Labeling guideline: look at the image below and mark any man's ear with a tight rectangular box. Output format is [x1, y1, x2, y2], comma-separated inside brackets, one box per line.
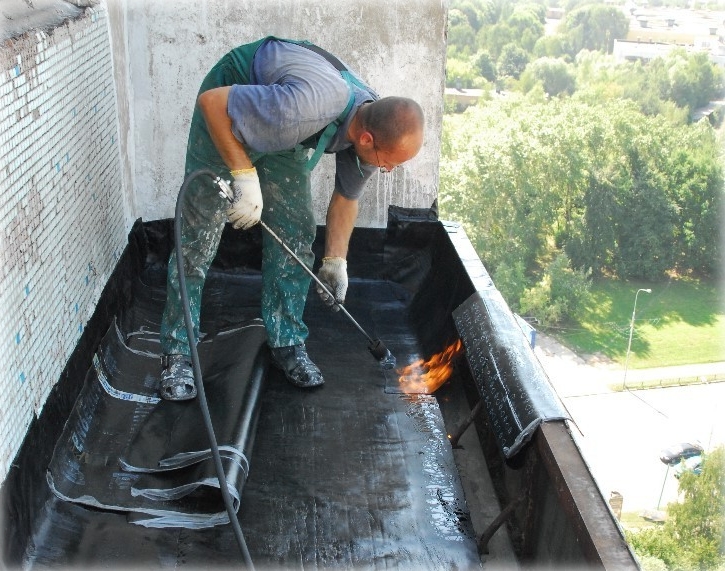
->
[359, 130, 374, 147]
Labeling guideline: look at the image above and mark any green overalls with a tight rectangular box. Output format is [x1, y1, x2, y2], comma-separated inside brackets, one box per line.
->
[160, 38, 361, 356]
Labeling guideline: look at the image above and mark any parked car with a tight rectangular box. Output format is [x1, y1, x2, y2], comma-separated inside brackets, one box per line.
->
[659, 442, 703, 466]
[674, 455, 703, 479]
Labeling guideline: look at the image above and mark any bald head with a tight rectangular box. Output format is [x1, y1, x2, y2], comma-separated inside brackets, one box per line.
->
[359, 97, 425, 152]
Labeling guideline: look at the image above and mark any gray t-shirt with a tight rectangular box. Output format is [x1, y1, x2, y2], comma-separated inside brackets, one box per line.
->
[227, 39, 379, 199]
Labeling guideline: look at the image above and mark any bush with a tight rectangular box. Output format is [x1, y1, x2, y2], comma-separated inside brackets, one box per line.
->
[493, 260, 527, 312]
[446, 57, 487, 89]
[637, 554, 669, 571]
[519, 252, 592, 326]
[521, 57, 576, 96]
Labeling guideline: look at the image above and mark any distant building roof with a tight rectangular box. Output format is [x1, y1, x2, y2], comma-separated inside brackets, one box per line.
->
[613, 38, 725, 66]
[614, 8, 725, 66]
[624, 7, 725, 48]
[444, 87, 485, 109]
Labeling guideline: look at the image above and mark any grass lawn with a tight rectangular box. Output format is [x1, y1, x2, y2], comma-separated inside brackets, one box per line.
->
[619, 511, 662, 532]
[552, 278, 725, 368]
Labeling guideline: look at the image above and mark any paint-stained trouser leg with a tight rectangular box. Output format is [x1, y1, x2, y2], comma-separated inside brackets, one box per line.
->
[257, 148, 317, 348]
[159, 38, 264, 357]
[160, 162, 227, 357]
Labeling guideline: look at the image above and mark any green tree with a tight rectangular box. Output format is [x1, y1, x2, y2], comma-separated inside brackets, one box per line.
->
[472, 50, 498, 82]
[493, 259, 527, 311]
[498, 44, 529, 79]
[563, 103, 694, 280]
[446, 56, 486, 88]
[480, 22, 517, 59]
[521, 57, 576, 96]
[627, 446, 725, 570]
[441, 94, 722, 282]
[519, 252, 593, 325]
[667, 447, 725, 569]
[533, 34, 570, 59]
[571, 51, 690, 122]
[614, 141, 679, 280]
[560, 4, 629, 56]
[448, 8, 478, 56]
[665, 123, 723, 276]
[455, 0, 486, 31]
[440, 96, 592, 289]
[440, 99, 551, 274]
[561, 0, 596, 10]
[507, 6, 545, 51]
[566, 174, 620, 275]
[450, 0, 502, 28]
[661, 49, 725, 112]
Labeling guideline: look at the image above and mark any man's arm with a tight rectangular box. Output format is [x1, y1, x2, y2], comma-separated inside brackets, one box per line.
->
[324, 191, 359, 258]
[197, 87, 263, 230]
[315, 190, 358, 308]
[197, 87, 254, 171]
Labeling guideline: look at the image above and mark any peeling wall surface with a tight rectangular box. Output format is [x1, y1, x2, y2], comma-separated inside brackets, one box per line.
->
[0, 0, 84, 42]
[115, 0, 447, 227]
[0, 7, 130, 481]
[0, 0, 447, 485]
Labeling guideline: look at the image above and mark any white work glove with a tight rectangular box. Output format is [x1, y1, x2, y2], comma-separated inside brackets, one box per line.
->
[316, 257, 348, 311]
[227, 167, 263, 230]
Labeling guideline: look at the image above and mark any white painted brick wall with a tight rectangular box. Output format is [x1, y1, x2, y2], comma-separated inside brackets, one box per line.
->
[0, 7, 127, 481]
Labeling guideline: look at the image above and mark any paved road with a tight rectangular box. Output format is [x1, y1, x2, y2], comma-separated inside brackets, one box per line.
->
[533, 333, 725, 515]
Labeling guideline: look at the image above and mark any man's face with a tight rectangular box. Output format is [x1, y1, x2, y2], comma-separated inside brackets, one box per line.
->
[355, 129, 424, 173]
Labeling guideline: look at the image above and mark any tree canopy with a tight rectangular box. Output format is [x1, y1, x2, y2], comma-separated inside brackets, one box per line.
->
[445, 0, 723, 111]
[626, 447, 725, 570]
[440, 93, 723, 314]
[441, 0, 724, 322]
[558, 3, 629, 55]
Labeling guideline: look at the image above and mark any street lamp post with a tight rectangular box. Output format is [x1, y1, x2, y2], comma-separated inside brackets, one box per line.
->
[657, 464, 670, 510]
[622, 288, 652, 391]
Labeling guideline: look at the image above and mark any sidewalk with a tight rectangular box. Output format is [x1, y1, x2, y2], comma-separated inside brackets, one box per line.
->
[533, 332, 725, 398]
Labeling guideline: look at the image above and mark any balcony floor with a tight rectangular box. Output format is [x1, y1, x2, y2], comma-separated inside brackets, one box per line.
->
[24, 258, 512, 569]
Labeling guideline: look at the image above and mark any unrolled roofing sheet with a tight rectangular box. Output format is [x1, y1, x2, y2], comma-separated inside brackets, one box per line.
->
[46, 317, 268, 528]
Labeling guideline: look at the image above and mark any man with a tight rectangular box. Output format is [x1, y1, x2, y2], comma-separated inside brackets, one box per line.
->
[159, 36, 425, 400]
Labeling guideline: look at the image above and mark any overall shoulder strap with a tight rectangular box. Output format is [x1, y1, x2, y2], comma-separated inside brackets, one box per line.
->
[305, 83, 356, 171]
[290, 41, 348, 72]
[284, 41, 369, 170]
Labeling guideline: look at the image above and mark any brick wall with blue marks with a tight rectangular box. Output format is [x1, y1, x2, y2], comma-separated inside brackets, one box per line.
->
[0, 7, 127, 481]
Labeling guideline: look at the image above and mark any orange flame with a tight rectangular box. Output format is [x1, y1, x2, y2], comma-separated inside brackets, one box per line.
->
[397, 339, 464, 394]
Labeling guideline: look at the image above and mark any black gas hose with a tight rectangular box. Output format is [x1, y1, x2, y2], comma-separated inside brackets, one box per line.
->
[174, 169, 254, 569]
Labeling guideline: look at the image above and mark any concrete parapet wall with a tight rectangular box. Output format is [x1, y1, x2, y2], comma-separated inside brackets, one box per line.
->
[111, 0, 447, 227]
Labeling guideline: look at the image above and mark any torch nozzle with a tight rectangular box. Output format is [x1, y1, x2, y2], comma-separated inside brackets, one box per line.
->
[369, 339, 396, 370]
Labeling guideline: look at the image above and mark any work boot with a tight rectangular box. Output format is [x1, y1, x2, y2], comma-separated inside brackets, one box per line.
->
[269, 344, 324, 388]
[160, 354, 197, 401]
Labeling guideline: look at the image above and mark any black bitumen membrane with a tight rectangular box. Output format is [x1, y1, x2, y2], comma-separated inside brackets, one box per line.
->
[16, 216, 483, 569]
